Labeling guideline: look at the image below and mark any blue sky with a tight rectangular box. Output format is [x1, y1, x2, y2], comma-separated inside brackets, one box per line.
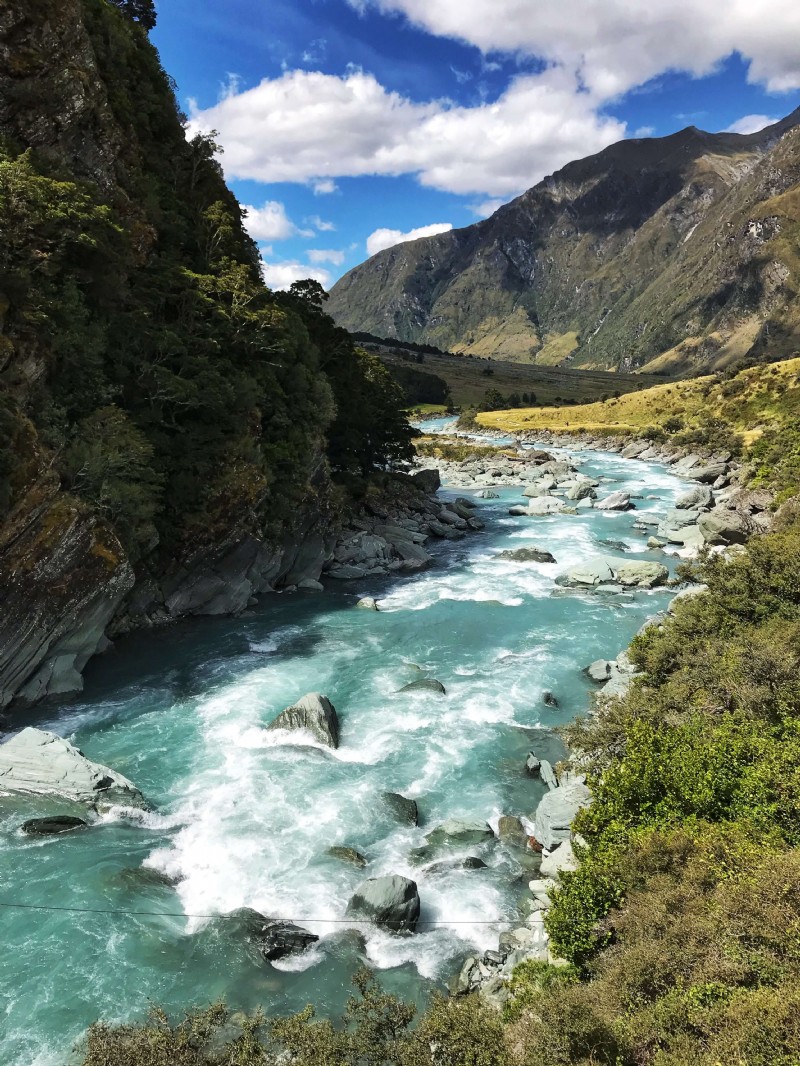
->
[152, 0, 800, 290]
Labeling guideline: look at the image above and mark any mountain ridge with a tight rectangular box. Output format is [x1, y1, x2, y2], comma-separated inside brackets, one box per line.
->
[328, 109, 800, 372]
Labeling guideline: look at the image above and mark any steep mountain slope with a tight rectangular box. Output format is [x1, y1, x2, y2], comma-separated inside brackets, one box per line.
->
[328, 113, 800, 371]
[0, 0, 413, 710]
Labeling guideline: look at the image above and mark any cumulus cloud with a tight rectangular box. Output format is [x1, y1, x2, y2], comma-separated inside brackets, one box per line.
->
[260, 259, 332, 290]
[349, 0, 800, 95]
[308, 248, 346, 265]
[470, 198, 508, 218]
[308, 214, 336, 232]
[366, 223, 453, 256]
[313, 179, 339, 195]
[724, 113, 779, 134]
[242, 201, 314, 241]
[190, 67, 625, 198]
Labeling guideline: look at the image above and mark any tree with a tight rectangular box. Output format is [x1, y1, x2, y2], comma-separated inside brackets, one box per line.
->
[110, 0, 157, 31]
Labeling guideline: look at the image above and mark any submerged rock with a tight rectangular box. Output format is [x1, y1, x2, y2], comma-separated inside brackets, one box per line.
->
[497, 547, 557, 564]
[0, 728, 146, 810]
[345, 875, 421, 932]
[355, 597, 379, 611]
[20, 815, 87, 836]
[257, 921, 319, 961]
[424, 856, 487, 876]
[595, 491, 633, 511]
[497, 815, 527, 847]
[327, 846, 368, 868]
[267, 693, 340, 748]
[382, 792, 419, 826]
[398, 678, 446, 695]
[542, 690, 559, 707]
[425, 819, 494, 848]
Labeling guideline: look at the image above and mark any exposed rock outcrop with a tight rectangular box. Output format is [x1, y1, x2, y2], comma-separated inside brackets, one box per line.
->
[345, 875, 421, 932]
[267, 693, 340, 748]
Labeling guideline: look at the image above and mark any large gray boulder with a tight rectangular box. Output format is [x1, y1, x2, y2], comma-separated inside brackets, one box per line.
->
[497, 547, 556, 563]
[533, 780, 592, 850]
[399, 678, 446, 695]
[257, 921, 319, 961]
[527, 497, 566, 515]
[425, 819, 494, 848]
[0, 728, 146, 810]
[267, 693, 340, 748]
[675, 485, 713, 510]
[615, 561, 669, 589]
[565, 482, 596, 501]
[345, 875, 421, 931]
[557, 557, 616, 587]
[411, 468, 441, 494]
[383, 791, 419, 825]
[595, 491, 632, 511]
[698, 509, 751, 545]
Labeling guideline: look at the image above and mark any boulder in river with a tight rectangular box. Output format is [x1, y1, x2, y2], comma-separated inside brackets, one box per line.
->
[586, 659, 614, 682]
[595, 491, 633, 511]
[527, 497, 567, 516]
[20, 815, 87, 836]
[411, 468, 441, 493]
[398, 678, 446, 696]
[557, 556, 616, 587]
[532, 780, 592, 851]
[267, 693, 340, 748]
[424, 856, 487, 876]
[615, 561, 669, 589]
[257, 921, 320, 961]
[497, 547, 556, 563]
[0, 728, 146, 810]
[355, 597, 379, 611]
[382, 792, 419, 826]
[345, 875, 421, 932]
[497, 815, 527, 847]
[327, 846, 368, 868]
[425, 819, 494, 848]
[542, 690, 559, 707]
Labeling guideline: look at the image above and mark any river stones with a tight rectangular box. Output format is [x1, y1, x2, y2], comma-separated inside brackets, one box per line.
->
[0, 728, 146, 810]
[586, 659, 614, 682]
[697, 508, 751, 545]
[398, 678, 446, 695]
[525, 752, 541, 775]
[615, 561, 669, 588]
[558, 556, 668, 590]
[526, 497, 566, 515]
[542, 690, 559, 707]
[532, 781, 592, 851]
[257, 921, 319, 961]
[411, 468, 441, 493]
[425, 819, 494, 848]
[497, 815, 527, 847]
[474, 489, 499, 499]
[382, 792, 419, 826]
[540, 841, 579, 878]
[345, 875, 421, 932]
[20, 815, 87, 836]
[675, 485, 713, 510]
[497, 547, 557, 563]
[355, 597, 379, 611]
[565, 481, 596, 501]
[558, 556, 616, 587]
[423, 856, 487, 876]
[267, 693, 340, 748]
[595, 490, 633, 511]
[327, 846, 368, 868]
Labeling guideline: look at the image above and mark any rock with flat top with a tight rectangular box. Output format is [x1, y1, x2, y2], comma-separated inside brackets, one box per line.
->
[345, 875, 420, 931]
[267, 693, 339, 748]
[532, 781, 592, 851]
[0, 728, 146, 810]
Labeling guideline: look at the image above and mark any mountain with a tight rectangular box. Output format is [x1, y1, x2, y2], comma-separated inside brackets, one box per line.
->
[328, 112, 800, 373]
[0, 0, 413, 709]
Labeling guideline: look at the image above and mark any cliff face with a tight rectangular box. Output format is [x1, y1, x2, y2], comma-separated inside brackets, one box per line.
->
[0, 0, 413, 711]
[327, 113, 800, 372]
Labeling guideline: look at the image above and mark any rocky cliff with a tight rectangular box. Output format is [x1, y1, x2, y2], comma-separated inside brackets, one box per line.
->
[328, 112, 800, 372]
[0, 0, 416, 712]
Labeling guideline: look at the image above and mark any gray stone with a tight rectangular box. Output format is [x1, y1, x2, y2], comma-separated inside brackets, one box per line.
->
[355, 597, 379, 611]
[267, 693, 340, 748]
[525, 752, 541, 775]
[586, 659, 613, 682]
[399, 678, 446, 695]
[497, 815, 527, 846]
[675, 485, 713, 510]
[542, 690, 559, 707]
[557, 556, 616, 587]
[425, 819, 494, 848]
[615, 561, 669, 588]
[527, 497, 567, 515]
[533, 782, 592, 850]
[497, 547, 557, 564]
[539, 760, 558, 791]
[424, 856, 488, 876]
[327, 846, 368, 868]
[345, 875, 421, 932]
[540, 840, 579, 878]
[698, 509, 751, 545]
[327, 564, 368, 580]
[0, 728, 146, 810]
[257, 921, 319, 961]
[383, 792, 419, 826]
[411, 468, 441, 493]
[595, 491, 632, 511]
[20, 815, 87, 836]
[565, 482, 596, 501]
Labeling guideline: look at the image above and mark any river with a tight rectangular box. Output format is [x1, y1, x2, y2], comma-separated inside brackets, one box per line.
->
[0, 426, 686, 1065]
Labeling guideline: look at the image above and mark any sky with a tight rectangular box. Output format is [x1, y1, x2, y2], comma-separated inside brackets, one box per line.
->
[152, 0, 800, 291]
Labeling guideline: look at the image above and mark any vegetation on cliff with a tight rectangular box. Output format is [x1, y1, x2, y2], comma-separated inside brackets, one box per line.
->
[0, 0, 413, 572]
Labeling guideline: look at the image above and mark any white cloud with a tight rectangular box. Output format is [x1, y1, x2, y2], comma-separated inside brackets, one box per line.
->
[242, 201, 316, 241]
[260, 259, 332, 291]
[724, 113, 778, 135]
[313, 179, 339, 195]
[366, 223, 453, 256]
[308, 248, 346, 265]
[348, 0, 800, 96]
[308, 214, 336, 232]
[190, 67, 626, 198]
[633, 125, 656, 138]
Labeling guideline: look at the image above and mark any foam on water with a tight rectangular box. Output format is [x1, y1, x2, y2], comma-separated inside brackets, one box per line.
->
[0, 441, 689, 1064]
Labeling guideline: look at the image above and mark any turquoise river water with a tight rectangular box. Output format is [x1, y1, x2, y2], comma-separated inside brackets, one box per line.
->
[0, 425, 687, 1065]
